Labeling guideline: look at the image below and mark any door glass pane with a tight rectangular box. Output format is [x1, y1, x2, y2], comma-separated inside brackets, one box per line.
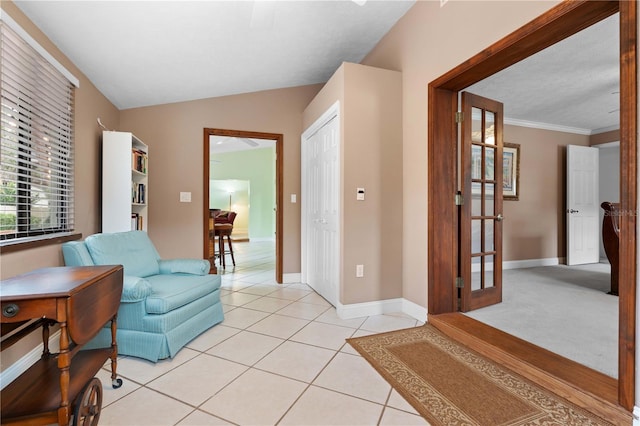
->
[484, 255, 495, 288]
[471, 258, 481, 290]
[484, 183, 494, 216]
[472, 182, 482, 216]
[472, 107, 482, 142]
[485, 111, 495, 145]
[485, 147, 495, 180]
[485, 220, 494, 252]
[471, 145, 482, 179]
[471, 219, 481, 254]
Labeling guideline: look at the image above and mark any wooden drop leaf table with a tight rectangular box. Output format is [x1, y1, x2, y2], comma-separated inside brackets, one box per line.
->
[1, 265, 124, 426]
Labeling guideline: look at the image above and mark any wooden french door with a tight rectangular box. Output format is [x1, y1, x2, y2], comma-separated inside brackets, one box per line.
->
[460, 92, 504, 312]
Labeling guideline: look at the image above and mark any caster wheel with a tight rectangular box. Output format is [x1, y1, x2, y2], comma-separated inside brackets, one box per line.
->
[72, 377, 102, 426]
[112, 377, 123, 389]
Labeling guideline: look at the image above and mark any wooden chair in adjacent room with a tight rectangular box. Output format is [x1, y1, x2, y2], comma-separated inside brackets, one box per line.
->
[214, 211, 237, 269]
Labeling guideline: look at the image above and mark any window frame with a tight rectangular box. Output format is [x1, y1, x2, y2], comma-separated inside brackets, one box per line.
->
[0, 11, 80, 252]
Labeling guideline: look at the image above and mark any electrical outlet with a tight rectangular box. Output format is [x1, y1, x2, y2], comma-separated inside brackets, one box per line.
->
[356, 264, 364, 278]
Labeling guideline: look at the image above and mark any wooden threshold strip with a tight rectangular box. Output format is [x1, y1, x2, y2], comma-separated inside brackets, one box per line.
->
[428, 312, 631, 425]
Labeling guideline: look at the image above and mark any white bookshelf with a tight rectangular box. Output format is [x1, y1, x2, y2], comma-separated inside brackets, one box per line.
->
[102, 130, 148, 233]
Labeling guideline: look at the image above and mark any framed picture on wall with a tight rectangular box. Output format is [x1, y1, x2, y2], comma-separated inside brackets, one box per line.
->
[503, 142, 520, 200]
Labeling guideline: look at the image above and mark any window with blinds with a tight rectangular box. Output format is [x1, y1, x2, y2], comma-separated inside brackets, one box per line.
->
[0, 20, 75, 241]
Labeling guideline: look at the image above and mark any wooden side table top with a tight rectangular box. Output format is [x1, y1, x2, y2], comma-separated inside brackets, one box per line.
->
[1, 265, 122, 300]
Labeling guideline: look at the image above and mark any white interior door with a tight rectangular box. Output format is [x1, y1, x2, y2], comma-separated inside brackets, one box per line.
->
[566, 145, 600, 265]
[301, 107, 340, 306]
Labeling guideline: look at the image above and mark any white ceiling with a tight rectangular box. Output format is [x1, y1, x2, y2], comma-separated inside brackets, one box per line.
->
[13, 1, 619, 135]
[466, 12, 619, 135]
[14, 0, 415, 110]
[210, 135, 274, 154]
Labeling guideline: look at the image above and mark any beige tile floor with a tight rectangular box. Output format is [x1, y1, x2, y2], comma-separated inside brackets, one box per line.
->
[97, 241, 428, 425]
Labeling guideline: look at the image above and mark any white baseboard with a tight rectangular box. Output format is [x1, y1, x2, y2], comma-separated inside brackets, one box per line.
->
[471, 257, 564, 273]
[504, 257, 564, 270]
[1, 330, 61, 390]
[402, 299, 428, 323]
[337, 298, 403, 319]
[282, 273, 301, 283]
[633, 406, 639, 425]
[336, 298, 426, 322]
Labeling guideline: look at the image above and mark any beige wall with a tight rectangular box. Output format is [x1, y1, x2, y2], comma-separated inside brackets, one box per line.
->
[360, 0, 561, 307]
[303, 63, 403, 305]
[343, 63, 403, 303]
[119, 85, 321, 273]
[502, 125, 590, 262]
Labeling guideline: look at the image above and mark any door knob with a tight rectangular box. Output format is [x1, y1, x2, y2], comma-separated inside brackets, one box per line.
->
[496, 214, 504, 222]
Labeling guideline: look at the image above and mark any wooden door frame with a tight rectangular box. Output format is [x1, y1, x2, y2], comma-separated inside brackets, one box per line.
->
[203, 128, 283, 283]
[428, 0, 636, 410]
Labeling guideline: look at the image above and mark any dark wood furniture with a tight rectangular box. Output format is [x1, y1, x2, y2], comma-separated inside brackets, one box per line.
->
[601, 201, 620, 296]
[1, 265, 124, 426]
[208, 210, 218, 274]
[209, 210, 236, 269]
[215, 211, 236, 269]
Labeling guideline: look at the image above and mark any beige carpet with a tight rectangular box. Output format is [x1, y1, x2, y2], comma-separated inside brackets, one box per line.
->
[347, 324, 613, 426]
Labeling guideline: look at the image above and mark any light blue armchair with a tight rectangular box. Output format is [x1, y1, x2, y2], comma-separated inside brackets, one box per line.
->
[62, 231, 223, 362]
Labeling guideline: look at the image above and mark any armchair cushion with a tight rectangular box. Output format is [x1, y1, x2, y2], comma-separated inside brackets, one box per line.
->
[158, 259, 209, 275]
[61, 241, 95, 266]
[122, 276, 153, 302]
[85, 230, 160, 278]
[144, 274, 220, 314]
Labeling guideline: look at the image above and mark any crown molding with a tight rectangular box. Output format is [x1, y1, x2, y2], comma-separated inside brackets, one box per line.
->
[504, 117, 591, 135]
[505, 117, 620, 136]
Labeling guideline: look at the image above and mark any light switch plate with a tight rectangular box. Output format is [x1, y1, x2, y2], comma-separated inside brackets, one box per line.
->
[180, 192, 191, 202]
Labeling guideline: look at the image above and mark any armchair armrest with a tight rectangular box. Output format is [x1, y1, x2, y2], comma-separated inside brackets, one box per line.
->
[122, 276, 153, 302]
[158, 259, 210, 275]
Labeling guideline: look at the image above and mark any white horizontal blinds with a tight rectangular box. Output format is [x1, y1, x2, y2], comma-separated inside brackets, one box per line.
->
[0, 21, 75, 240]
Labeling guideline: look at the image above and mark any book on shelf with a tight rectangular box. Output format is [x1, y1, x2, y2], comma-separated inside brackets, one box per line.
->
[131, 182, 146, 204]
[131, 213, 144, 230]
[132, 149, 148, 174]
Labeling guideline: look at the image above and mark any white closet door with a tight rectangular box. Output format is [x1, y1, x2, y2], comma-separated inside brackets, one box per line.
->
[303, 115, 339, 306]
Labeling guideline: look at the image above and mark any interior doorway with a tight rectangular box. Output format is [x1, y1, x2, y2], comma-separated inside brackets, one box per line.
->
[457, 12, 621, 375]
[428, 0, 636, 411]
[203, 128, 283, 283]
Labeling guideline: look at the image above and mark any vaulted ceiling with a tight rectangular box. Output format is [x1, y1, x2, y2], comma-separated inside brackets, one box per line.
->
[13, 1, 619, 135]
[14, 0, 415, 109]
